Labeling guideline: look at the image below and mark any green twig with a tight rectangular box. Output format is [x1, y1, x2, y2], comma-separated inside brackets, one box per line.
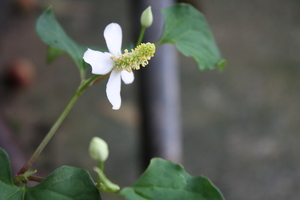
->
[17, 75, 101, 176]
[136, 27, 146, 46]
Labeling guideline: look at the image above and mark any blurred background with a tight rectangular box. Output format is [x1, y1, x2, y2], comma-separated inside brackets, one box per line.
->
[1, 0, 300, 199]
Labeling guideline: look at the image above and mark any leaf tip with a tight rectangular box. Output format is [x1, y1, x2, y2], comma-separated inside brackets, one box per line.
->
[217, 59, 227, 71]
[45, 5, 53, 11]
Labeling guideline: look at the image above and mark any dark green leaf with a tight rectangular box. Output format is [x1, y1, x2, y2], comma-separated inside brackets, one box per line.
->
[120, 158, 224, 200]
[36, 6, 87, 71]
[0, 148, 24, 199]
[157, 3, 226, 70]
[25, 166, 101, 200]
[0, 148, 101, 200]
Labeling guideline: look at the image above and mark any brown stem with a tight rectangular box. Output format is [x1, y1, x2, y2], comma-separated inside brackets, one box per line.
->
[27, 175, 45, 183]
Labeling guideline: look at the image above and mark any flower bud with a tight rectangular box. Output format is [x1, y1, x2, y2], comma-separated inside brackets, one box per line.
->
[140, 6, 153, 28]
[89, 137, 109, 162]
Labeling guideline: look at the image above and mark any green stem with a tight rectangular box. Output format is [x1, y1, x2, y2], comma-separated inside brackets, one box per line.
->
[99, 161, 104, 171]
[17, 75, 101, 176]
[136, 27, 146, 46]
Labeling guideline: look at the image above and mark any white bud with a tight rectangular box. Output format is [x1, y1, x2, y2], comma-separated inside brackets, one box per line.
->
[89, 137, 109, 162]
[140, 6, 153, 28]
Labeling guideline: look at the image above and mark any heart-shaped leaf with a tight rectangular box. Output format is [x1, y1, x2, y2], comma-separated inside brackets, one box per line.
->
[0, 148, 102, 200]
[25, 166, 101, 200]
[120, 158, 224, 200]
[36, 6, 88, 72]
[157, 3, 226, 70]
[0, 148, 24, 199]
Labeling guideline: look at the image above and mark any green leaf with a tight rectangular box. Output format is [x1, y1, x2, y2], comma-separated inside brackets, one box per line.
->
[0, 148, 25, 199]
[0, 148, 102, 200]
[46, 46, 64, 64]
[25, 166, 102, 200]
[36, 6, 87, 72]
[119, 158, 224, 200]
[157, 3, 226, 70]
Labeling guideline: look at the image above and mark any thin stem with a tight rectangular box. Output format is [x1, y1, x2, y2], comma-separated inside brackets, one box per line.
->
[13, 175, 45, 185]
[98, 161, 104, 171]
[27, 175, 45, 183]
[18, 92, 80, 175]
[17, 74, 101, 176]
[83, 73, 109, 89]
[136, 27, 146, 46]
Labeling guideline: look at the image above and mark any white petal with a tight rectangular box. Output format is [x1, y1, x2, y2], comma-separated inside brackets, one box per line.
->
[104, 23, 122, 56]
[121, 70, 134, 84]
[106, 69, 122, 110]
[83, 49, 114, 75]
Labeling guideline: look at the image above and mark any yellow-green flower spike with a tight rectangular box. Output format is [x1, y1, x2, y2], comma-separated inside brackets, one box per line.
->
[113, 43, 155, 72]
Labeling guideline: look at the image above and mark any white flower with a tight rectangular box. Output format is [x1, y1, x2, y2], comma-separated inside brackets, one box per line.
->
[83, 23, 134, 110]
[83, 23, 155, 110]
